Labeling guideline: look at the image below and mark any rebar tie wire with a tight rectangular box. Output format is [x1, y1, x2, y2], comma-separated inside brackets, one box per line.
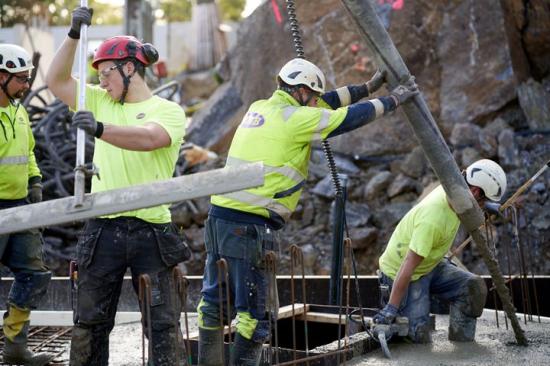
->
[216, 258, 232, 363]
[265, 251, 280, 365]
[138, 274, 153, 366]
[290, 244, 310, 365]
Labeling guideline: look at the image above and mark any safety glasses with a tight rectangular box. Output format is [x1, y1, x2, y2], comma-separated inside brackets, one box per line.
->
[98, 64, 119, 81]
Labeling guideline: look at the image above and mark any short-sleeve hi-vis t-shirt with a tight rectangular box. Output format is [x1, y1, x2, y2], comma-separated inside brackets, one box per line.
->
[379, 185, 460, 281]
[78, 84, 186, 223]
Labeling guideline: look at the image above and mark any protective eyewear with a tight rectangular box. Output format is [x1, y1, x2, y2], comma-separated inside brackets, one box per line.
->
[98, 64, 119, 81]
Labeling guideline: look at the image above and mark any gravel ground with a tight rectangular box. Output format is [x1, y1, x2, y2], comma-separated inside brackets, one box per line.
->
[57, 310, 550, 365]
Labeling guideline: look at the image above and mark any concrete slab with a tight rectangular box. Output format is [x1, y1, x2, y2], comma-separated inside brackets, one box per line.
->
[348, 310, 550, 366]
[43, 310, 550, 365]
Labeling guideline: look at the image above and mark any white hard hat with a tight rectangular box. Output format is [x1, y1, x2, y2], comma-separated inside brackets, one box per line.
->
[0, 44, 34, 73]
[278, 58, 326, 94]
[465, 159, 507, 202]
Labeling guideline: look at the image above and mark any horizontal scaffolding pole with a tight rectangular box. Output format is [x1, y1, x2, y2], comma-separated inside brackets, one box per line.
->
[0, 163, 264, 235]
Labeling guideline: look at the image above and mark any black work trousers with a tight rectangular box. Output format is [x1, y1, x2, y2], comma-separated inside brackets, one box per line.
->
[69, 217, 190, 366]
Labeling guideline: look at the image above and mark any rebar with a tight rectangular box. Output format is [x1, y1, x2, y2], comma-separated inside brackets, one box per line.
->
[138, 274, 153, 366]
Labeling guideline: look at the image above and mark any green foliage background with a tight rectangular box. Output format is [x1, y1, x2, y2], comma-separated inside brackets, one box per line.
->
[0, 0, 246, 27]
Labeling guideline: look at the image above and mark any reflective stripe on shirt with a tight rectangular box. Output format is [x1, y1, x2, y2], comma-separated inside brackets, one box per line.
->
[226, 156, 305, 183]
[0, 155, 28, 165]
[312, 109, 331, 141]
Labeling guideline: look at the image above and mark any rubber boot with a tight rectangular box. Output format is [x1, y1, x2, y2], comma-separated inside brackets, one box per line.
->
[3, 307, 55, 365]
[230, 333, 263, 366]
[198, 328, 224, 366]
[448, 305, 477, 342]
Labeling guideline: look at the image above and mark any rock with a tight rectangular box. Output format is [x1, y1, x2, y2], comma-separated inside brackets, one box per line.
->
[186, 82, 244, 152]
[501, 0, 550, 80]
[450, 123, 482, 148]
[438, 1, 516, 128]
[400, 146, 428, 179]
[346, 201, 371, 228]
[177, 70, 220, 104]
[387, 173, 420, 198]
[372, 202, 413, 229]
[312, 175, 337, 199]
[364, 171, 393, 200]
[479, 118, 510, 157]
[349, 227, 379, 250]
[460, 147, 482, 168]
[517, 78, 550, 130]
[497, 129, 519, 168]
[329, 201, 371, 228]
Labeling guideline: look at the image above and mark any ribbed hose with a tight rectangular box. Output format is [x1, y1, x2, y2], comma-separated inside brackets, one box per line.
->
[285, 0, 305, 59]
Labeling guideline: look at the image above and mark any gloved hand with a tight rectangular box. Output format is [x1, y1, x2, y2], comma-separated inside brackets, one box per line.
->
[366, 69, 386, 94]
[69, 7, 93, 39]
[373, 303, 398, 325]
[390, 76, 419, 106]
[28, 177, 43, 203]
[72, 111, 104, 138]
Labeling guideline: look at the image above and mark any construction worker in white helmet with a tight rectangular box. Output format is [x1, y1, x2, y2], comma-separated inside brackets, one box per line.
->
[374, 159, 508, 343]
[0, 43, 55, 365]
[197, 57, 419, 366]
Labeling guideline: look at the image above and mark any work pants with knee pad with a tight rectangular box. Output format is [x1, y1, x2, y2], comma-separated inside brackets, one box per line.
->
[378, 258, 487, 343]
[1, 199, 51, 343]
[198, 216, 278, 365]
[70, 217, 190, 366]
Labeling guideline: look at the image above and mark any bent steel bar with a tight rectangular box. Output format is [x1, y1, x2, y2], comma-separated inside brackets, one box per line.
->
[0, 163, 264, 235]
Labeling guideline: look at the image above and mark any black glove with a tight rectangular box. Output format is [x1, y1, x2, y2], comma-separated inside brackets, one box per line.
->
[72, 111, 104, 138]
[366, 69, 386, 95]
[373, 303, 398, 325]
[68, 7, 93, 39]
[28, 177, 42, 203]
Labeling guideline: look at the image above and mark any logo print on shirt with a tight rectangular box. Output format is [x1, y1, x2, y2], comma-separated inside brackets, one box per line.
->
[136, 113, 146, 119]
[240, 112, 264, 128]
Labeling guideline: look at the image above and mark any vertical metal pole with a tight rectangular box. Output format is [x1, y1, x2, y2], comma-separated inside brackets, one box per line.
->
[329, 174, 348, 305]
[74, 0, 88, 208]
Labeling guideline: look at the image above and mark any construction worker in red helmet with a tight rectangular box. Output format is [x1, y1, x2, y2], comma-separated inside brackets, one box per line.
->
[46, 7, 189, 365]
[0, 43, 55, 366]
[374, 159, 507, 343]
[196, 57, 418, 365]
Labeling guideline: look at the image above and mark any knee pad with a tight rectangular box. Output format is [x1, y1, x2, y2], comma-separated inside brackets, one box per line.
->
[463, 276, 487, 317]
[236, 311, 270, 344]
[8, 271, 51, 309]
[197, 298, 223, 330]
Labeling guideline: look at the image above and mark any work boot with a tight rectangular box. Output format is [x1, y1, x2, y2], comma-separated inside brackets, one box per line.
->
[230, 333, 263, 366]
[3, 306, 55, 366]
[3, 338, 55, 366]
[449, 305, 477, 342]
[198, 328, 224, 366]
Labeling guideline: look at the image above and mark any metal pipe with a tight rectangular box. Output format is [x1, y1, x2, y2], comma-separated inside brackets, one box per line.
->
[340, 0, 527, 345]
[74, 0, 89, 208]
[329, 175, 348, 306]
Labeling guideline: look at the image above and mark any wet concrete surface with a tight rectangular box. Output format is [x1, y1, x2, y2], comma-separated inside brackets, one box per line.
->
[54, 310, 549, 365]
[349, 310, 550, 366]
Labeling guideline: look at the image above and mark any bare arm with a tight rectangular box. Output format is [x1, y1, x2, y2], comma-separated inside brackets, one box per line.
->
[46, 37, 79, 110]
[388, 249, 424, 307]
[100, 122, 171, 151]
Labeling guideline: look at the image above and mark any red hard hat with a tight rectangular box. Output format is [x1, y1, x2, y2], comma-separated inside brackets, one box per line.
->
[92, 35, 159, 70]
